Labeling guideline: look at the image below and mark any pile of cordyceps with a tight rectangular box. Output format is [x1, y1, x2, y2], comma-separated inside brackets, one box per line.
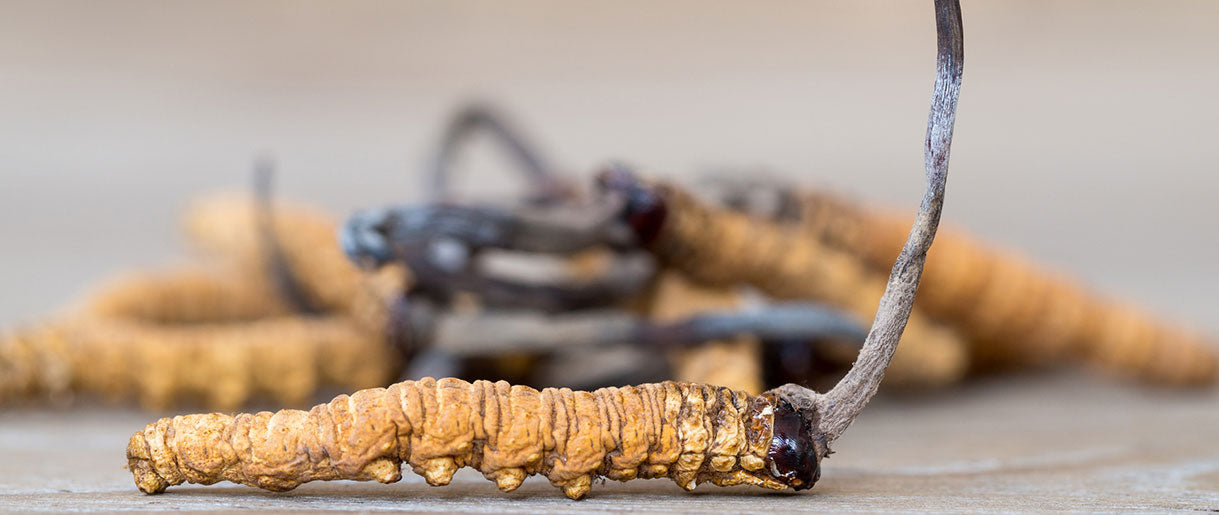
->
[0, 164, 407, 411]
[3, 102, 1215, 415]
[7, 3, 1219, 498]
[332, 103, 1217, 394]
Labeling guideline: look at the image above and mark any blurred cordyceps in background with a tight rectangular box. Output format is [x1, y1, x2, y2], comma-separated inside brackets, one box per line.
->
[5, 99, 1215, 417]
[790, 188, 1218, 385]
[607, 174, 969, 388]
[0, 190, 406, 411]
[619, 172, 1219, 387]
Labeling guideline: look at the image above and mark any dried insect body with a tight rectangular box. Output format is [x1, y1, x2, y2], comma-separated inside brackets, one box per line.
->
[2, 311, 393, 410]
[725, 184, 1218, 386]
[184, 193, 408, 332]
[82, 268, 296, 323]
[811, 196, 1216, 385]
[128, 0, 963, 498]
[128, 377, 810, 499]
[1, 193, 406, 410]
[601, 173, 968, 388]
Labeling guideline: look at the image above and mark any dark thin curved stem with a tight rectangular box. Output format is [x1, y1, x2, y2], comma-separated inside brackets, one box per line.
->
[815, 0, 964, 442]
[429, 303, 865, 356]
[401, 245, 651, 313]
[253, 157, 322, 315]
[428, 103, 572, 204]
[341, 200, 628, 269]
[638, 305, 866, 349]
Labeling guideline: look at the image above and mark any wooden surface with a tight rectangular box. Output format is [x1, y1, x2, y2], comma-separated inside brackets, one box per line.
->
[2, 1, 1219, 513]
[2, 373, 1217, 512]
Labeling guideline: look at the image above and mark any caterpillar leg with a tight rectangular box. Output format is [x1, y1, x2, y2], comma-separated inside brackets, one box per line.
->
[127, 378, 820, 499]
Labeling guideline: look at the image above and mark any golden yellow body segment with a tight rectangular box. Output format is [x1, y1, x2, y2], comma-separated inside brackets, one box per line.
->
[1, 194, 405, 410]
[797, 190, 1218, 385]
[649, 185, 969, 387]
[127, 377, 787, 499]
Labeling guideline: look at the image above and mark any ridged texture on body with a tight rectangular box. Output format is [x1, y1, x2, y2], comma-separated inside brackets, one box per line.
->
[127, 377, 785, 499]
[648, 185, 968, 388]
[796, 190, 1218, 385]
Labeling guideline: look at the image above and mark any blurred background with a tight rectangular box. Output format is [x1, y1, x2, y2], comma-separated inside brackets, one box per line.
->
[2, 0, 1217, 332]
[3, 1, 1219, 510]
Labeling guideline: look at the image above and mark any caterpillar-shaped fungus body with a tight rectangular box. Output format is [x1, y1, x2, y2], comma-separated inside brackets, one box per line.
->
[1, 314, 398, 411]
[82, 268, 296, 323]
[795, 190, 1219, 385]
[127, 377, 821, 499]
[2, 194, 408, 411]
[184, 194, 399, 321]
[613, 179, 969, 388]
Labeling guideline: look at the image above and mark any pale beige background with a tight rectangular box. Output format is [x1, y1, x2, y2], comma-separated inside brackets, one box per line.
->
[2, 0, 1217, 329]
[2, 2, 1219, 511]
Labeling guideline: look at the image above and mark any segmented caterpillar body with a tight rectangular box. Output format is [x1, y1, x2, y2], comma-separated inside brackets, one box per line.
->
[2, 194, 407, 410]
[82, 268, 296, 323]
[615, 180, 968, 388]
[127, 377, 820, 499]
[183, 193, 406, 331]
[795, 190, 1218, 385]
[1, 313, 398, 410]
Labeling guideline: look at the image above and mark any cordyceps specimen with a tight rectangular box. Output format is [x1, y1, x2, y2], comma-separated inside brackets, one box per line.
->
[601, 174, 969, 388]
[593, 161, 976, 389]
[184, 167, 408, 336]
[702, 168, 1218, 387]
[125, 0, 964, 498]
[0, 169, 404, 410]
[759, 187, 1217, 385]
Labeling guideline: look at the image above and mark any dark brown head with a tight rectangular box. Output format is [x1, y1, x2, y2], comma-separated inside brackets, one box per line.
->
[766, 394, 825, 490]
[595, 164, 668, 246]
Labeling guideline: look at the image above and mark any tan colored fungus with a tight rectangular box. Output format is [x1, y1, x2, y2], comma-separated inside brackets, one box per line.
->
[128, 377, 784, 499]
[796, 189, 1218, 385]
[1, 194, 406, 410]
[647, 184, 968, 388]
[1, 313, 396, 411]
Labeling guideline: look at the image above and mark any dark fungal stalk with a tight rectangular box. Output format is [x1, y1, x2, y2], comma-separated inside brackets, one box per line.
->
[425, 304, 864, 357]
[767, 0, 964, 477]
[429, 102, 574, 205]
[815, 0, 963, 441]
[606, 0, 965, 485]
[252, 157, 325, 316]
